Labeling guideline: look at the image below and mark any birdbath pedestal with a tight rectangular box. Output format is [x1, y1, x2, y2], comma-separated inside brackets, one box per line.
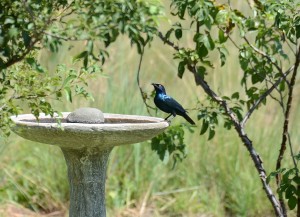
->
[11, 109, 169, 217]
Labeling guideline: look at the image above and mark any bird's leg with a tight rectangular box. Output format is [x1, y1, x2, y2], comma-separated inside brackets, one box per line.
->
[164, 114, 176, 125]
[164, 114, 173, 120]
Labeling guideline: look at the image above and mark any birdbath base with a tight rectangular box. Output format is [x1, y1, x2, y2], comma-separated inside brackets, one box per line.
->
[61, 147, 112, 217]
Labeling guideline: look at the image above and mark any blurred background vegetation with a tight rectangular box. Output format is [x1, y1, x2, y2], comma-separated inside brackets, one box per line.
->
[0, 1, 300, 217]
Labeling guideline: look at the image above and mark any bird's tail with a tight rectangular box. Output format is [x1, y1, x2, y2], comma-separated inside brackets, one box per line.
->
[182, 113, 196, 125]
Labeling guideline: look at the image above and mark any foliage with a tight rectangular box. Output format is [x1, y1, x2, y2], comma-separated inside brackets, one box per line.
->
[267, 152, 300, 210]
[151, 124, 188, 168]
[0, 0, 163, 137]
[166, 0, 300, 115]
[0, 60, 95, 136]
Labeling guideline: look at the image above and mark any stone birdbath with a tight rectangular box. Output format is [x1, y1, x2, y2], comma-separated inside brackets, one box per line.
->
[11, 108, 169, 217]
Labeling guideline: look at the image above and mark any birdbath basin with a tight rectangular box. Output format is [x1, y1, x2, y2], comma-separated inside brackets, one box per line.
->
[11, 110, 169, 217]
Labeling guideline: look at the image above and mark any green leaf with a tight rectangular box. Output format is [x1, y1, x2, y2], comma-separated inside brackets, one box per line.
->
[86, 40, 93, 54]
[200, 120, 209, 135]
[218, 29, 228, 43]
[8, 27, 18, 38]
[224, 121, 232, 130]
[196, 44, 208, 58]
[197, 66, 206, 78]
[4, 17, 15, 24]
[22, 31, 31, 48]
[231, 92, 240, 99]
[175, 28, 182, 40]
[293, 176, 300, 184]
[216, 9, 229, 24]
[202, 33, 215, 50]
[73, 51, 88, 63]
[218, 47, 228, 66]
[178, 61, 185, 78]
[251, 73, 265, 84]
[285, 185, 296, 199]
[288, 196, 297, 210]
[62, 75, 77, 87]
[25, 58, 45, 73]
[208, 128, 215, 140]
[64, 87, 72, 103]
[165, 28, 174, 39]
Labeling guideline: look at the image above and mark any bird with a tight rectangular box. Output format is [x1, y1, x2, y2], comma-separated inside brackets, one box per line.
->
[152, 83, 195, 125]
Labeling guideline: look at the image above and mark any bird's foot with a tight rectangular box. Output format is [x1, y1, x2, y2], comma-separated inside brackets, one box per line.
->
[164, 119, 172, 125]
[164, 116, 174, 125]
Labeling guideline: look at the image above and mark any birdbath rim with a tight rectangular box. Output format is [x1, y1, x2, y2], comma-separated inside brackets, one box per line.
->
[11, 112, 169, 149]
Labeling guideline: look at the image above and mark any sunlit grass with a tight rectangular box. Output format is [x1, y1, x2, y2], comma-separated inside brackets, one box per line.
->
[0, 20, 300, 217]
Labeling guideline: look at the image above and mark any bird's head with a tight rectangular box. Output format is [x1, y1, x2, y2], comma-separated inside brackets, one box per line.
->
[152, 83, 166, 94]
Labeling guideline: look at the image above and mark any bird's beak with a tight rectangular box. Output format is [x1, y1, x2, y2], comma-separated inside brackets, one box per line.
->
[152, 83, 158, 88]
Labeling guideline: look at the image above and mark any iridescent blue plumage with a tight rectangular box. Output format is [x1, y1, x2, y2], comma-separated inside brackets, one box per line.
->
[152, 83, 195, 125]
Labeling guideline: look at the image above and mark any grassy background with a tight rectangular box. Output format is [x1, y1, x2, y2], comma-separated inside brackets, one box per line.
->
[1, 7, 300, 217]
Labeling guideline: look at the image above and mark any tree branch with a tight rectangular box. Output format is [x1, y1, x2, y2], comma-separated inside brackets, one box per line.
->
[275, 44, 300, 216]
[241, 66, 294, 128]
[243, 36, 290, 87]
[191, 64, 284, 217]
[157, 31, 180, 51]
[276, 45, 300, 176]
[43, 31, 82, 41]
[2, 38, 40, 70]
[157, 31, 284, 217]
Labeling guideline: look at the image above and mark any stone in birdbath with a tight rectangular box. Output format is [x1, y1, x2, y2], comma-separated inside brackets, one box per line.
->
[66, 107, 104, 124]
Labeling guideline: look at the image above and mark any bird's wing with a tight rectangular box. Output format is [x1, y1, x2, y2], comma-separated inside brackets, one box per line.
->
[162, 95, 186, 113]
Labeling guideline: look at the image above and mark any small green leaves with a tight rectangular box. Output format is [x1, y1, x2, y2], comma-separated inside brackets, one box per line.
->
[231, 92, 240, 100]
[267, 167, 300, 210]
[288, 196, 297, 210]
[177, 61, 186, 78]
[64, 87, 72, 103]
[174, 22, 183, 40]
[197, 66, 206, 78]
[198, 108, 219, 140]
[218, 29, 228, 43]
[194, 32, 215, 51]
[175, 28, 182, 40]
[25, 58, 45, 73]
[151, 125, 187, 168]
[200, 119, 209, 135]
[165, 28, 174, 40]
[73, 51, 88, 67]
[218, 46, 228, 66]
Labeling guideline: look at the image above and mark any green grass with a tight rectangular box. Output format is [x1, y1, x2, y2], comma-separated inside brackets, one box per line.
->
[1, 26, 300, 217]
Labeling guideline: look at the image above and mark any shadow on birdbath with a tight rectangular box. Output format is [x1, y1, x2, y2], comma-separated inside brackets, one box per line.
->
[11, 108, 169, 217]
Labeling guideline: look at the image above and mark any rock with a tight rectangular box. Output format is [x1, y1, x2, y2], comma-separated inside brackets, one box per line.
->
[66, 107, 104, 124]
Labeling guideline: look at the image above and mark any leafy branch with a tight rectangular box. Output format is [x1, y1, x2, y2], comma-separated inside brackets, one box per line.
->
[156, 29, 284, 216]
[240, 66, 294, 128]
[275, 44, 300, 214]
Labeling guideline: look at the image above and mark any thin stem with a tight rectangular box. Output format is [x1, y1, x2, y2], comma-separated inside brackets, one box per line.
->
[157, 31, 180, 51]
[241, 66, 294, 127]
[2, 38, 40, 70]
[287, 133, 297, 169]
[43, 31, 81, 41]
[136, 47, 155, 114]
[243, 36, 290, 87]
